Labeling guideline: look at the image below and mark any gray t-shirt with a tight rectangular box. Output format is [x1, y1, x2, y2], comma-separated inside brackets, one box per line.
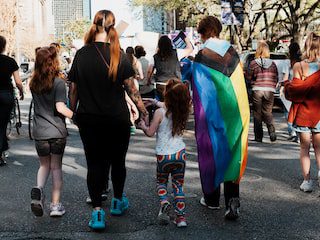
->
[32, 78, 68, 140]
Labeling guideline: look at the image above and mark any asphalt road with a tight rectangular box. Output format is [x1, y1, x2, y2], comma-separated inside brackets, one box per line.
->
[0, 95, 319, 240]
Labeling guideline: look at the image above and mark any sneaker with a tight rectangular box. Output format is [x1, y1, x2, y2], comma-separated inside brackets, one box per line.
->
[300, 179, 313, 192]
[0, 157, 6, 166]
[101, 189, 108, 201]
[50, 203, 66, 217]
[200, 197, 221, 210]
[89, 209, 106, 230]
[110, 194, 129, 216]
[173, 215, 187, 228]
[31, 187, 44, 217]
[254, 138, 262, 143]
[86, 196, 92, 204]
[2, 151, 9, 159]
[157, 202, 171, 225]
[270, 132, 277, 142]
[130, 126, 136, 135]
[225, 198, 240, 220]
[86, 190, 109, 204]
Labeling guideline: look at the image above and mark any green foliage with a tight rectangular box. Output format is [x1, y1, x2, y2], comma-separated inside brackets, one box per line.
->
[131, 0, 219, 26]
[62, 18, 91, 47]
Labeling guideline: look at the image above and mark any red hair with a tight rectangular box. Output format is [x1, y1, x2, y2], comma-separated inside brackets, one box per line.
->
[84, 10, 120, 81]
[29, 46, 60, 94]
[164, 79, 191, 136]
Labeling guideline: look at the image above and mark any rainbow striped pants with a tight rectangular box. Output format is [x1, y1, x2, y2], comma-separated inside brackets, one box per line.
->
[156, 149, 186, 216]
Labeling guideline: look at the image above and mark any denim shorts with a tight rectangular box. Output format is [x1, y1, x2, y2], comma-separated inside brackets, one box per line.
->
[35, 138, 66, 156]
[293, 121, 320, 133]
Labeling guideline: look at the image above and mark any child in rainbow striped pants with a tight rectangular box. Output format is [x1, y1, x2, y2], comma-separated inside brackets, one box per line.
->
[139, 78, 191, 227]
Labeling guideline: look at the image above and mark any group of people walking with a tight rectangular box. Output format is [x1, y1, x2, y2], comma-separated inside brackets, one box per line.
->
[0, 9, 320, 232]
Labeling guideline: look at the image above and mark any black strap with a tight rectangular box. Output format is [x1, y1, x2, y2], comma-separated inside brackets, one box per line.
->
[94, 43, 110, 68]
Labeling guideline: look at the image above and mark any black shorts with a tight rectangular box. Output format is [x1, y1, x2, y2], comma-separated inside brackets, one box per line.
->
[35, 138, 66, 157]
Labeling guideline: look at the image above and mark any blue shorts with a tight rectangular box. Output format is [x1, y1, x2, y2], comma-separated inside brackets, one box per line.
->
[294, 121, 320, 133]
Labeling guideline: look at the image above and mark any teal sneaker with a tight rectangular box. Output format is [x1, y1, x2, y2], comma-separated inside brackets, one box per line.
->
[130, 126, 136, 135]
[110, 194, 129, 216]
[88, 209, 106, 230]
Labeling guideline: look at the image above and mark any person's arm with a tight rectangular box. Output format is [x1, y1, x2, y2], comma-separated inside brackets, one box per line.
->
[56, 102, 74, 119]
[136, 60, 144, 80]
[123, 76, 148, 120]
[147, 65, 154, 85]
[12, 70, 24, 100]
[68, 52, 79, 112]
[138, 108, 163, 137]
[69, 82, 78, 112]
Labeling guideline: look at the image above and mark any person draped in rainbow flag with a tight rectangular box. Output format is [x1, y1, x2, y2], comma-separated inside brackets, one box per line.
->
[192, 16, 250, 220]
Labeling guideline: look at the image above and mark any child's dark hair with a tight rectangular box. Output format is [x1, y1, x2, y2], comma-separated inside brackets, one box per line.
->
[164, 78, 191, 136]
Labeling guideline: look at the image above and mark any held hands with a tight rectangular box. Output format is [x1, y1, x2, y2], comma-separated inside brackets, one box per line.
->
[142, 98, 158, 108]
[137, 119, 147, 131]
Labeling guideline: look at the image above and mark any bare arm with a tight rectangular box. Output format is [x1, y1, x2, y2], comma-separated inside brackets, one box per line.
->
[69, 82, 78, 112]
[123, 77, 148, 117]
[147, 65, 154, 85]
[136, 60, 144, 80]
[139, 108, 163, 137]
[12, 70, 24, 100]
[56, 102, 73, 119]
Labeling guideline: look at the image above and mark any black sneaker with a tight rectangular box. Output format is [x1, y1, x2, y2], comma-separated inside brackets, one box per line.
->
[270, 133, 277, 142]
[157, 202, 171, 225]
[31, 187, 44, 217]
[0, 157, 6, 166]
[225, 198, 240, 220]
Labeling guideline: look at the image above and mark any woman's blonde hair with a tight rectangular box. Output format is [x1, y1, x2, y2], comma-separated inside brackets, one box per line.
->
[84, 10, 120, 81]
[255, 41, 270, 59]
[303, 32, 320, 61]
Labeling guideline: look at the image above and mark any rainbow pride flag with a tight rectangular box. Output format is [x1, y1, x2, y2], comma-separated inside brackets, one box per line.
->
[192, 38, 250, 194]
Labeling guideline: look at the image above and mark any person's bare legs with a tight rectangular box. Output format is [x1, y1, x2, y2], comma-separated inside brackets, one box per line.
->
[37, 155, 51, 188]
[50, 154, 63, 204]
[299, 132, 311, 180]
[312, 133, 320, 177]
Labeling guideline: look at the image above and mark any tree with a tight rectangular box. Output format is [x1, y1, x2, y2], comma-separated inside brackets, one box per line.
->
[131, 0, 220, 26]
[0, 0, 17, 56]
[62, 18, 91, 47]
[268, 0, 320, 45]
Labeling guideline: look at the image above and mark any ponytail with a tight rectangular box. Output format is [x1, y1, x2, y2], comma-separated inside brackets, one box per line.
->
[107, 26, 120, 81]
[84, 24, 98, 45]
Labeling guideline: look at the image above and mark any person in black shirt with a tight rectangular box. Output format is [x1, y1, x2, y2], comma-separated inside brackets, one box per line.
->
[0, 35, 24, 165]
[69, 10, 148, 230]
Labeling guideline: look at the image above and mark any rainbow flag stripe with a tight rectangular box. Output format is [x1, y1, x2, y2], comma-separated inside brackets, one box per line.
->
[192, 40, 250, 195]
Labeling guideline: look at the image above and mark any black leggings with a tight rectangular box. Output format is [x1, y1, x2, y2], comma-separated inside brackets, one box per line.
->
[77, 116, 130, 208]
[0, 91, 14, 154]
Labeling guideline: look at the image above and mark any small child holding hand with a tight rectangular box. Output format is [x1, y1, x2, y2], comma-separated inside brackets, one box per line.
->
[139, 79, 191, 227]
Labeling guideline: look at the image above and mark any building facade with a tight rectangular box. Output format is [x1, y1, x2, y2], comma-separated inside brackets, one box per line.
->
[53, 0, 91, 39]
[15, 0, 54, 60]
